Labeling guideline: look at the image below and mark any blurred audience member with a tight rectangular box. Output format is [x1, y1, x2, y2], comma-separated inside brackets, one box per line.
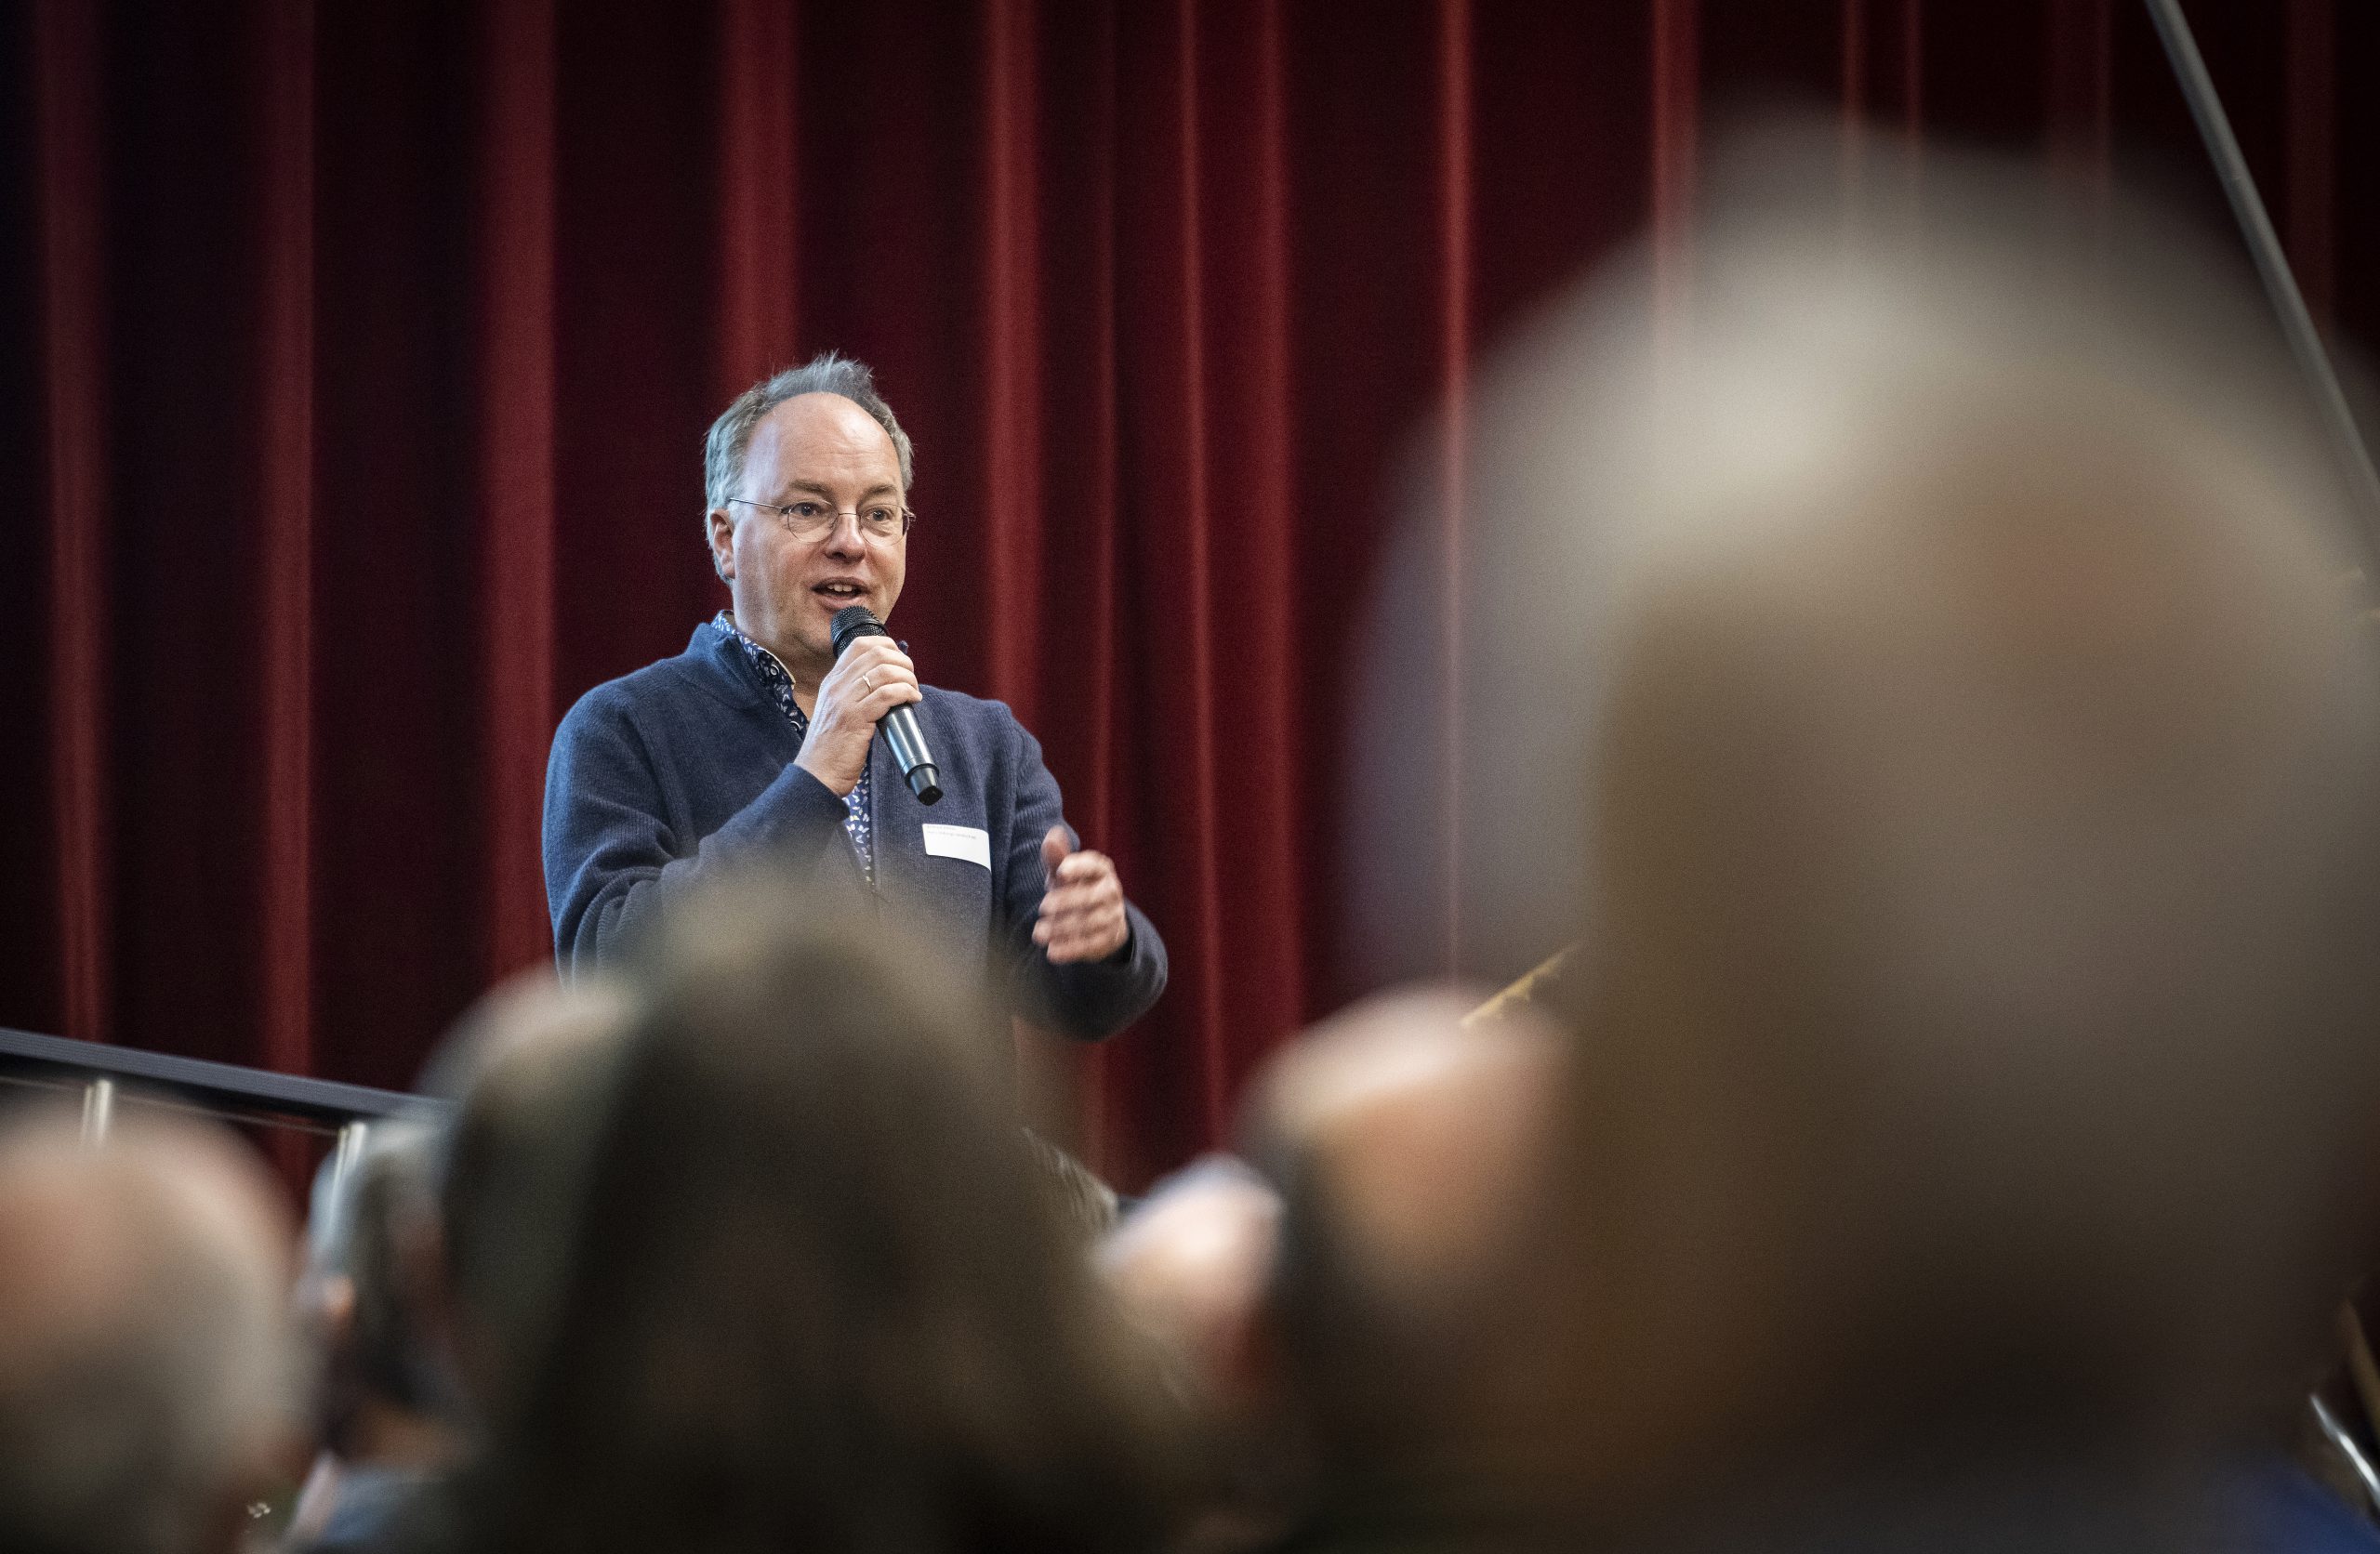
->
[1241, 992, 1563, 1550]
[420, 970, 635, 1429]
[1100, 1156, 1286, 1549]
[446, 878, 1189, 1554]
[1431, 136, 2380, 1548]
[1101, 1155, 1281, 1419]
[0, 1105, 302, 1554]
[286, 1118, 457, 1554]
[1098, 992, 1561, 1552]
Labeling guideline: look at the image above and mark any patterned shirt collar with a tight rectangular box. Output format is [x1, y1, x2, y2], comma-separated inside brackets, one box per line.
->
[710, 611, 803, 724]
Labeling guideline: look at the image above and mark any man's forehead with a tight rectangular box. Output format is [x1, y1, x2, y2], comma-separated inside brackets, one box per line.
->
[753, 391, 899, 469]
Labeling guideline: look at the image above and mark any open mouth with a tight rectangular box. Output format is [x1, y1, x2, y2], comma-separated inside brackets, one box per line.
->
[813, 582, 867, 603]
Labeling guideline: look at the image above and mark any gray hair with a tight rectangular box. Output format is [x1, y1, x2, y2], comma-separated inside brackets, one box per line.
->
[702, 350, 916, 514]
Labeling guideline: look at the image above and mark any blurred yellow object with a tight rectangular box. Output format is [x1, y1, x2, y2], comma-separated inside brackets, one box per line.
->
[1462, 946, 1577, 1029]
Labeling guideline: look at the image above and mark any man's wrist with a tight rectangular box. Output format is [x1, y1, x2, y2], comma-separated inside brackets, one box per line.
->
[793, 750, 858, 797]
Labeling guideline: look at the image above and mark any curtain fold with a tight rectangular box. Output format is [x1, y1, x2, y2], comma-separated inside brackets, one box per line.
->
[32, 0, 110, 1049]
[5, 0, 2369, 1186]
[478, 0, 558, 987]
[258, 0, 314, 1082]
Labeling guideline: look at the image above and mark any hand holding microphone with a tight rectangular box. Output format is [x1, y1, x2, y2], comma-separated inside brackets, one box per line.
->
[795, 605, 943, 804]
[793, 620, 927, 798]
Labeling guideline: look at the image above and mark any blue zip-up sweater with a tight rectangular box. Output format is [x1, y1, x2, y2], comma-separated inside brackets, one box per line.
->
[543, 626, 1167, 1039]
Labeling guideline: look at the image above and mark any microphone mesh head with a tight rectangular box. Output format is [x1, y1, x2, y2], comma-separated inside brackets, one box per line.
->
[830, 604, 885, 657]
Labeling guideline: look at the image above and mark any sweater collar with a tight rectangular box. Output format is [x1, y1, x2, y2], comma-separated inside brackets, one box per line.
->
[707, 612, 806, 725]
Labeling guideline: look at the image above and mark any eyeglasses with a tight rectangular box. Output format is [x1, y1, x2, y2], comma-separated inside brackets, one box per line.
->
[727, 497, 915, 540]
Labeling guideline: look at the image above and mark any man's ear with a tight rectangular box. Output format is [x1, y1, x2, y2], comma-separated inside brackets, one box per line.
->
[707, 508, 736, 582]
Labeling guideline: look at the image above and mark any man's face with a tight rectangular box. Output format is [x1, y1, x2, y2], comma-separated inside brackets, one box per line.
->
[707, 391, 908, 675]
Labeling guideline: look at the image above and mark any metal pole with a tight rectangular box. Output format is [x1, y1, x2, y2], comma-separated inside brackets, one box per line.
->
[78, 1077, 113, 1147]
[2144, 0, 2380, 549]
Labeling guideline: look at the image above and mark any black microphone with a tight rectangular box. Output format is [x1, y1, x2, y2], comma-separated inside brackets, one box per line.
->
[830, 605, 943, 805]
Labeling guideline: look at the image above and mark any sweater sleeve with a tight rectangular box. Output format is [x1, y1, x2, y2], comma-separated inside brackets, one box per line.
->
[998, 718, 1169, 1039]
[542, 690, 852, 975]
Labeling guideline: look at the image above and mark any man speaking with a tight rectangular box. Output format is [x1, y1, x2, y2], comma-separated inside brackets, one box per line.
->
[543, 352, 1167, 1040]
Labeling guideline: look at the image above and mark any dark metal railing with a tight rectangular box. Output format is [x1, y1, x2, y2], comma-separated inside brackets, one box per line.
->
[0, 1025, 438, 1192]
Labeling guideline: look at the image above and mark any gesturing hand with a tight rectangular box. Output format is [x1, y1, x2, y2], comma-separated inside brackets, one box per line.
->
[1034, 826, 1130, 964]
[793, 635, 920, 796]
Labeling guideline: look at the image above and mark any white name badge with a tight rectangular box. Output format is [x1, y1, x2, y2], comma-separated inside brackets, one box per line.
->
[920, 823, 992, 870]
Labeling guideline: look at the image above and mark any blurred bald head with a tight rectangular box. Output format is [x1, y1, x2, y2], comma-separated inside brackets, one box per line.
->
[1250, 991, 1558, 1318]
[1098, 1158, 1281, 1423]
[1450, 137, 2380, 1497]
[1239, 990, 1563, 1490]
[0, 1106, 299, 1554]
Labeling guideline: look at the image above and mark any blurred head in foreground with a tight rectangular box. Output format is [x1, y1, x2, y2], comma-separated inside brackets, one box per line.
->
[457, 877, 1185, 1554]
[1402, 134, 2380, 1529]
[1098, 1154, 1282, 1425]
[298, 1117, 452, 1455]
[1098, 1156, 1287, 1549]
[1095, 990, 1560, 1547]
[0, 1105, 300, 1554]
[1242, 990, 1561, 1505]
[423, 968, 635, 1426]
[286, 1115, 456, 1554]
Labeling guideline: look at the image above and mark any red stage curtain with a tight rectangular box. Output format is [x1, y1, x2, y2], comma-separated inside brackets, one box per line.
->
[2, 0, 2371, 1187]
